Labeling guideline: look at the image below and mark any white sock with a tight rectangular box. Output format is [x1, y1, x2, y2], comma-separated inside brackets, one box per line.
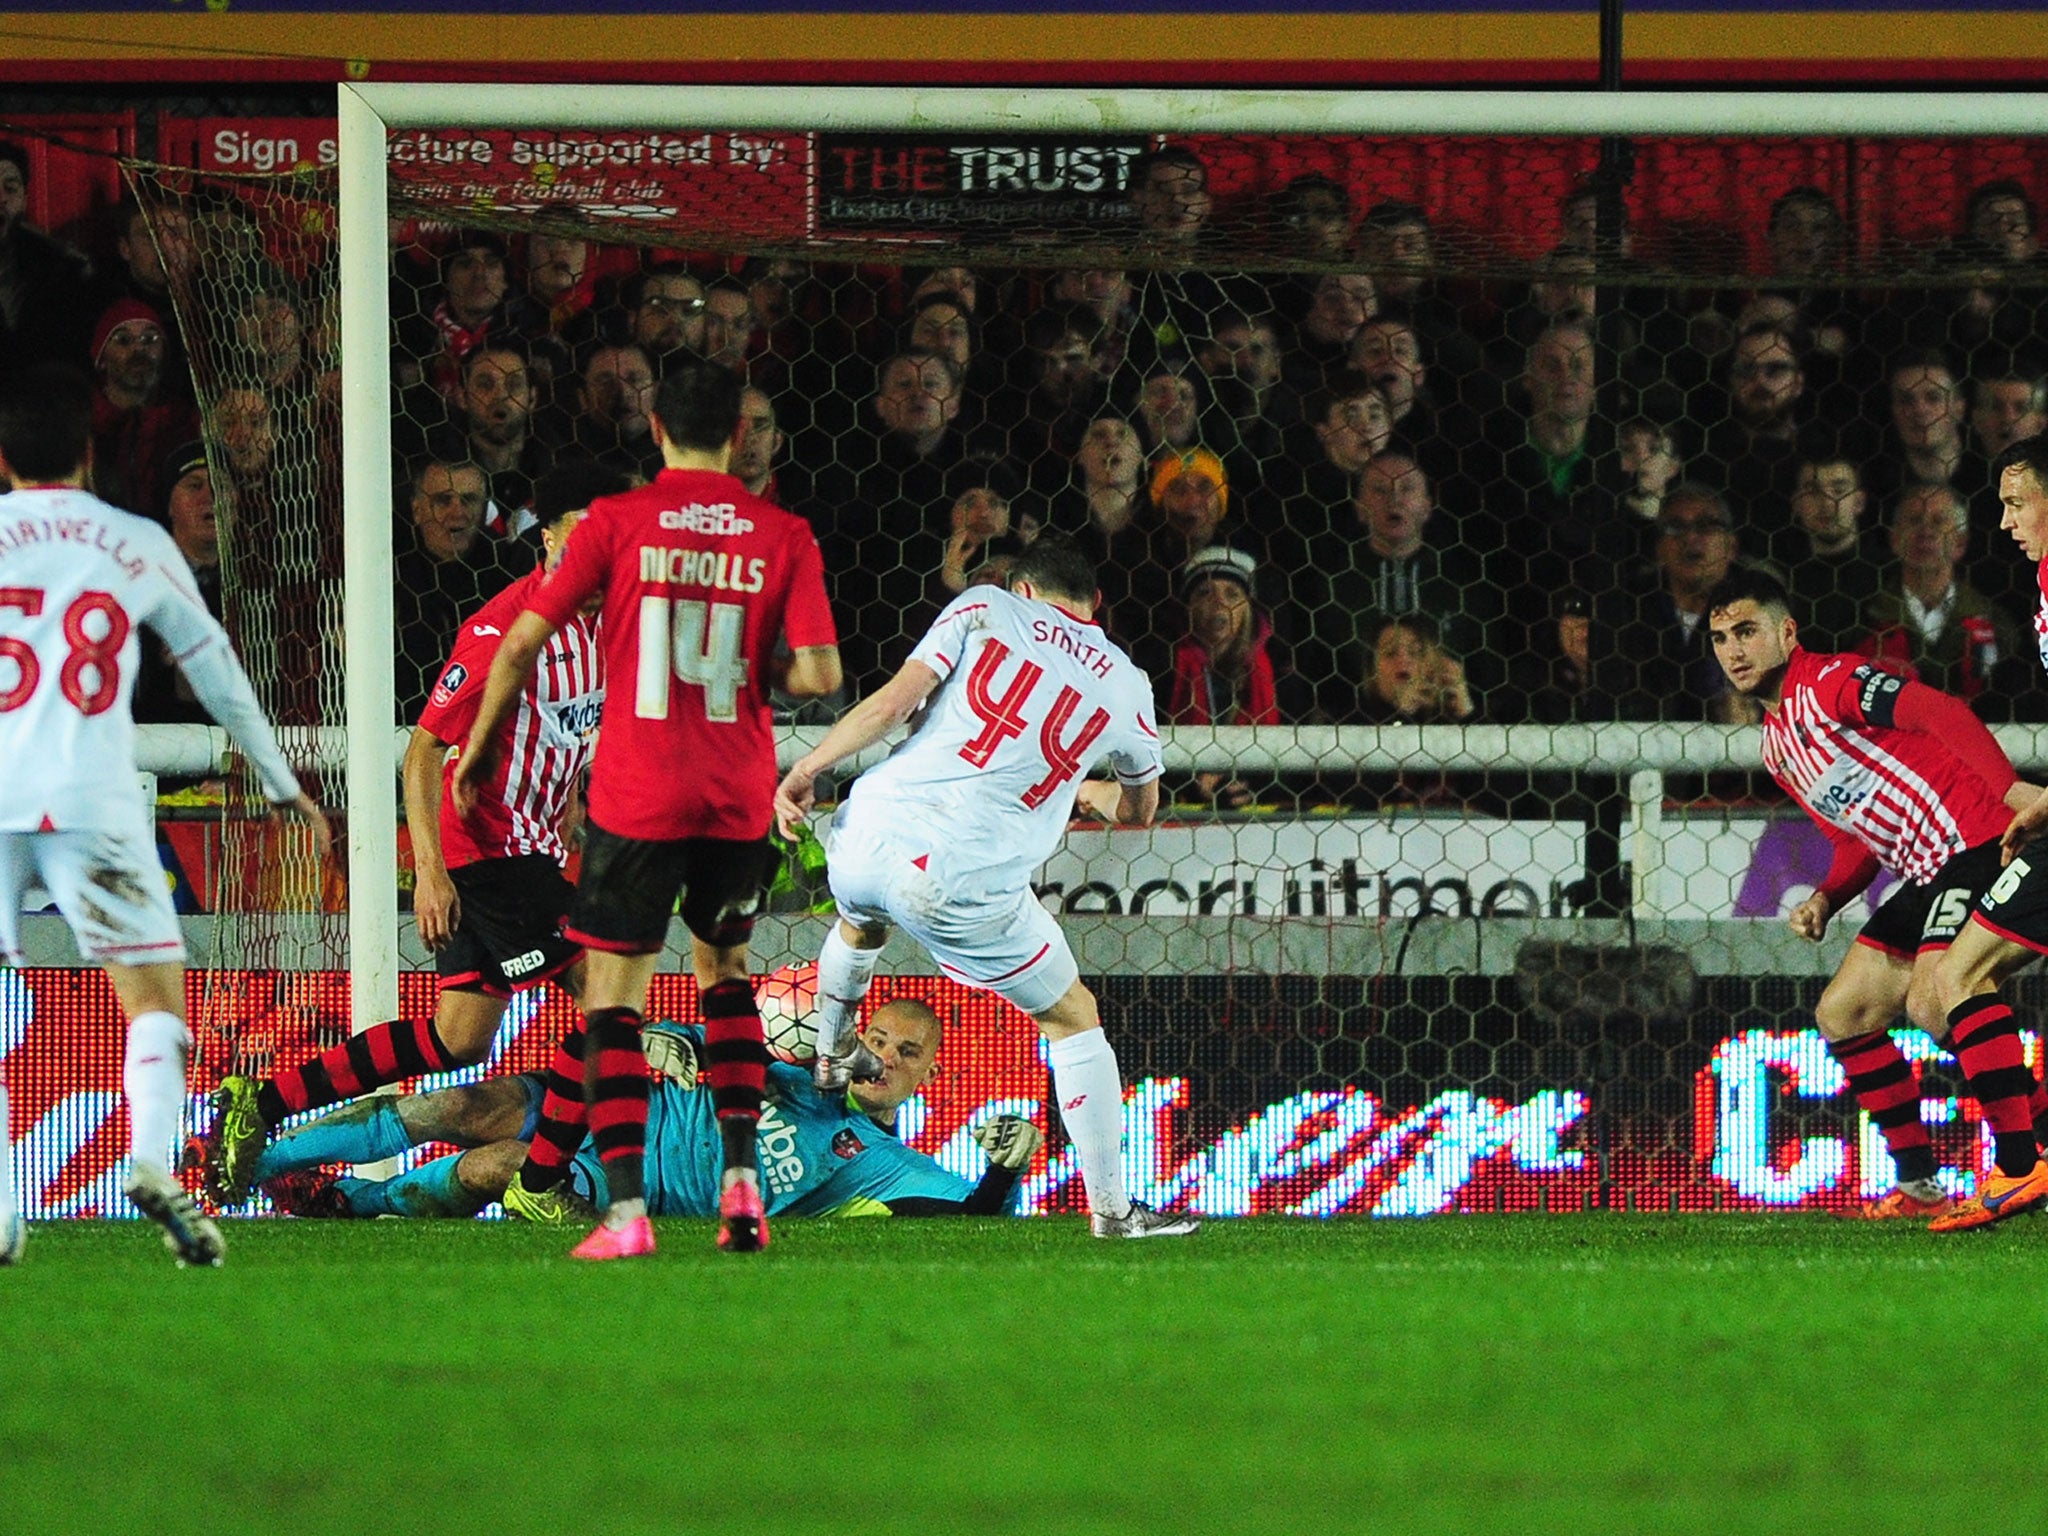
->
[604, 1197, 647, 1229]
[124, 1012, 191, 1179]
[0, 1080, 16, 1229]
[815, 927, 882, 1056]
[1048, 1028, 1130, 1219]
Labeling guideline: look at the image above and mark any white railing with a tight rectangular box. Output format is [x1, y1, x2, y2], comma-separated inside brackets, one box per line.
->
[131, 721, 2048, 779]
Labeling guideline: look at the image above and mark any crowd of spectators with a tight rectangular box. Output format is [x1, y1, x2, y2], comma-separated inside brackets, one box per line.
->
[376, 157, 2048, 800]
[9, 137, 2048, 814]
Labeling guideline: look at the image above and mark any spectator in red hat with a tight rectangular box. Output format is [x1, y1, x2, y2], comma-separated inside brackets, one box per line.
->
[88, 296, 199, 518]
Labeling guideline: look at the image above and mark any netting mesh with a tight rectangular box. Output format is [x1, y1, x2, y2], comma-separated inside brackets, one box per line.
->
[351, 120, 2048, 1209]
[24, 115, 2042, 1211]
[123, 160, 344, 993]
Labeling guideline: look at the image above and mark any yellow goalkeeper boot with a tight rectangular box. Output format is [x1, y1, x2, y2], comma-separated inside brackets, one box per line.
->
[204, 1075, 269, 1207]
[501, 1171, 596, 1225]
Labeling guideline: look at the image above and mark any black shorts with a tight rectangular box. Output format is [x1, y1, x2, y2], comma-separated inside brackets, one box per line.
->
[1857, 840, 2003, 958]
[566, 820, 776, 956]
[437, 854, 581, 998]
[1972, 846, 2048, 956]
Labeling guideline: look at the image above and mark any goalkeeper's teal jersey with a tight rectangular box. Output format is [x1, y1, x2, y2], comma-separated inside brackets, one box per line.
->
[569, 1026, 982, 1217]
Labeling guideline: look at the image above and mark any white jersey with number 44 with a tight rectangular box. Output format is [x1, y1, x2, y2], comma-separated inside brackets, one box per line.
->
[0, 486, 297, 833]
[841, 587, 1163, 884]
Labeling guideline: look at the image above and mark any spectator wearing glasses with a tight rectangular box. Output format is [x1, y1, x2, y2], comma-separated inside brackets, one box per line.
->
[1611, 485, 1752, 721]
[87, 296, 199, 519]
[1356, 200, 1485, 396]
[1700, 322, 1809, 550]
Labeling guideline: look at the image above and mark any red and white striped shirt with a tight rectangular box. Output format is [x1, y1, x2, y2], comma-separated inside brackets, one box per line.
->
[2032, 554, 2048, 675]
[417, 567, 602, 869]
[1762, 648, 2010, 885]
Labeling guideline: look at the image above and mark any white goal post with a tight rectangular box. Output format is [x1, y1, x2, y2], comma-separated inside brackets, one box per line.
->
[308, 83, 2048, 1033]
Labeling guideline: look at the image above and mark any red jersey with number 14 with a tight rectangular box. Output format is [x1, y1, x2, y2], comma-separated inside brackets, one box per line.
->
[416, 567, 602, 869]
[1762, 648, 2010, 885]
[525, 466, 835, 841]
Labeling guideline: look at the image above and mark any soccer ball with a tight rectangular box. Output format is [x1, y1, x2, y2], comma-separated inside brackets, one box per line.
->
[757, 961, 818, 1064]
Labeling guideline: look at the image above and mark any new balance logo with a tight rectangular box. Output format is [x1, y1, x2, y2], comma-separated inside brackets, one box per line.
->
[1064, 1094, 1087, 1110]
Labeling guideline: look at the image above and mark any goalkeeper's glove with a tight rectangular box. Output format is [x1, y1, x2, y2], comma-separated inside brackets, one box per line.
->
[971, 1114, 1043, 1172]
[641, 1023, 700, 1089]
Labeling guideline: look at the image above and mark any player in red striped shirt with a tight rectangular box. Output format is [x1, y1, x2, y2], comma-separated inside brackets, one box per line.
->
[1707, 567, 2045, 1221]
[453, 359, 841, 1259]
[202, 463, 630, 1220]
[1927, 436, 2048, 1229]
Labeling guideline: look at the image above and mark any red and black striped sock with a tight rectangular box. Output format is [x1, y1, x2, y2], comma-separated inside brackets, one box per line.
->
[1826, 1030, 1937, 1185]
[517, 1025, 589, 1191]
[257, 1017, 458, 1126]
[583, 1007, 648, 1203]
[1947, 996, 2040, 1178]
[2032, 1079, 2048, 1149]
[700, 979, 768, 1177]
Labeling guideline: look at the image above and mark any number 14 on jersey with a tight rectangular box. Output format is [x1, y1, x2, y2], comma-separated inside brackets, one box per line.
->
[637, 595, 748, 723]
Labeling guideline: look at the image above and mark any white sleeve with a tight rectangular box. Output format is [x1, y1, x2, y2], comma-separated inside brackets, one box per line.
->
[907, 590, 996, 682]
[143, 558, 303, 805]
[1110, 674, 1164, 785]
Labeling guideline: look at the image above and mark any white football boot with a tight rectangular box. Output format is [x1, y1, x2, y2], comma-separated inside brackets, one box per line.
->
[125, 1162, 225, 1268]
[1090, 1201, 1201, 1239]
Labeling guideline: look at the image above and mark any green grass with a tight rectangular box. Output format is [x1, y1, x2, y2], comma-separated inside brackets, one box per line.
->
[2, 1216, 2044, 1536]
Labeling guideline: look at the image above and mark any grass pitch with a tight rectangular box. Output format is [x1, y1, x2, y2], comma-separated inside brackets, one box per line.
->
[2, 1215, 2043, 1536]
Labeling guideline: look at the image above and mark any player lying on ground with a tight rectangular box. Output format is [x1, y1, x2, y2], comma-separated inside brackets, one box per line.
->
[199, 462, 631, 1224]
[256, 999, 1035, 1220]
[774, 533, 1196, 1239]
[1927, 435, 2048, 1230]
[1707, 566, 2048, 1229]
[0, 364, 331, 1269]
[454, 361, 842, 1259]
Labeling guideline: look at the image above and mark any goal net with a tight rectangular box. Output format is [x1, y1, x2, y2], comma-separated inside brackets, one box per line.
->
[95, 88, 2048, 1217]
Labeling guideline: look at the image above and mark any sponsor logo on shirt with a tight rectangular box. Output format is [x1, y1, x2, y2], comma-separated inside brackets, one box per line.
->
[659, 502, 755, 537]
[430, 662, 467, 706]
[471, 624, 501, 638]
[758, 1102, 805, 1191]
[1807, 755, 1871, 825]
[552, 696, 603, 738]
[831, 1127, 865, 1160]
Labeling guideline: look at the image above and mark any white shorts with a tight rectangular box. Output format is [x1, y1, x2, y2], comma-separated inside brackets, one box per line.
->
[0, 824, 185, 968]
[827, 816, 1078, 1017]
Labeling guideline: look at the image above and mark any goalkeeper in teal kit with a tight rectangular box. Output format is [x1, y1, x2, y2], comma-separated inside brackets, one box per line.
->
[252, 998, 1037, 1220]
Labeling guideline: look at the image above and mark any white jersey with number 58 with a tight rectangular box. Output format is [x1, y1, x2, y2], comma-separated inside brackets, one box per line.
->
[0, 486, 299, 833]
[840, 586, 1163, 885]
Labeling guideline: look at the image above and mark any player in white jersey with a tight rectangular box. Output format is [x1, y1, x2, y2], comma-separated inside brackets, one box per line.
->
[774, 535, 1198, 1238]
[0, 365, 329, 1267]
